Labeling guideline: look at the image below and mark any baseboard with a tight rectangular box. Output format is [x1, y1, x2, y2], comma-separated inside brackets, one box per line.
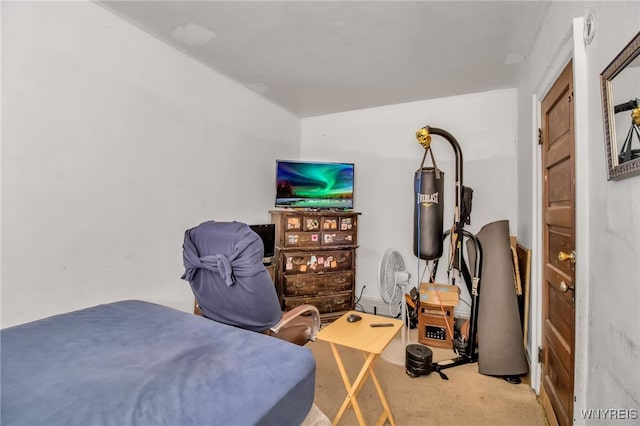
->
[356, 297, 401, 318]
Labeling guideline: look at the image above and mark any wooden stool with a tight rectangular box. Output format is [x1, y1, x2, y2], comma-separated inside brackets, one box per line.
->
[418, 282, 459, 349]
[418, 303, 455, 349]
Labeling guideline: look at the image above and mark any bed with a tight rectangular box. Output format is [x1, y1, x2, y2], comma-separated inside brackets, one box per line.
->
[1, 300, 316, 426]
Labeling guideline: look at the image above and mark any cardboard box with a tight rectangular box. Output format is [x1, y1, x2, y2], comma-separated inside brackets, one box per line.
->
[419, 282, 460, 307]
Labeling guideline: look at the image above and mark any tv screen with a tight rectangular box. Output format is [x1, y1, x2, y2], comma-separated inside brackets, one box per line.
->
[249, 224, 275, 261]
[276, 160, 354, 210]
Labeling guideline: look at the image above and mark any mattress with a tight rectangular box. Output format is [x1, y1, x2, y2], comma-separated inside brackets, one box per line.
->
[1, 300, 316, 426]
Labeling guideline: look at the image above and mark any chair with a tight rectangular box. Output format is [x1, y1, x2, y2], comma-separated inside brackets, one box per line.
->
[181, 220, 320, 346]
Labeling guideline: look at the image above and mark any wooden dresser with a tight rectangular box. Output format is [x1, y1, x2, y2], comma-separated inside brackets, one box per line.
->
[270, 210, 361, 322]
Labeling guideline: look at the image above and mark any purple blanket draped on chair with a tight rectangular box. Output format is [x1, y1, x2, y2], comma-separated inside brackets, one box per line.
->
[181, 221, 282, 332]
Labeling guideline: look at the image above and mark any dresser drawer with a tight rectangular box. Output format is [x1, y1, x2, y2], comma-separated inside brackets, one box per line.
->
[284, 215, 303, 231]
[284, 231, 321, 248]
[303, 217, 322, 231]
[283, 271, 353, 296]
[282, 291, 353, 314]
[283, 250, 353, 275]
[321, 231, 356, 246]
[321, 215, 357, 231]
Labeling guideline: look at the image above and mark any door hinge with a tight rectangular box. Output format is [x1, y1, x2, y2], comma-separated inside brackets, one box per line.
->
[538, 128, 543, 146]
[538, 346, 543, 362]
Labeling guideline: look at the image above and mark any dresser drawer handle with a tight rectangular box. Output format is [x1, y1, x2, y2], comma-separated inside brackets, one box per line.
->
[294, 281, 306, 288]
[335, 277, 347, 284]
[336, 255, 346, 263]
[334, 298, 346, 304]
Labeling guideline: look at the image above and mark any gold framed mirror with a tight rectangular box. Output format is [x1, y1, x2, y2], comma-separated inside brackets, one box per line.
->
[600, 31, 640, 180]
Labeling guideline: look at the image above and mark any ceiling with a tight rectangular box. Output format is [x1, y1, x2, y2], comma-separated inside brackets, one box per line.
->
[98, 1, 551, 118]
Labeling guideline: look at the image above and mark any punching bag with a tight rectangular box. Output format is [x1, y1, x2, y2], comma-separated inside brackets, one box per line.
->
[413, 165, 444, 260]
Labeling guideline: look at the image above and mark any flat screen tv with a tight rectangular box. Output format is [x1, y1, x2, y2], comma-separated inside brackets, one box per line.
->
[275, 160, 354, 210]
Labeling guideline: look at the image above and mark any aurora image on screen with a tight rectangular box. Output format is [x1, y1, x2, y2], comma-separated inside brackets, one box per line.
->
[276, 160, 354, 209]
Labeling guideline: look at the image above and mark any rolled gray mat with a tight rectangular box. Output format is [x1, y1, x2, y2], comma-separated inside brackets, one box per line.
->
[468, 220, 528, 376]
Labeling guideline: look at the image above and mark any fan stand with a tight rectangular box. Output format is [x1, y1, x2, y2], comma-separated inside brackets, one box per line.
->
[377, 251, 411, 366]
[380, 295, 411, 366]
[381, 333, 409, 366]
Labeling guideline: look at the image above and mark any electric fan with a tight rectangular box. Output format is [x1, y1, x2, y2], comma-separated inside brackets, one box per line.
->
[378, 249, 412, 365]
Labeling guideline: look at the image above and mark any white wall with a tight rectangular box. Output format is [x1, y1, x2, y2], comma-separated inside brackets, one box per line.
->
[517, 1, 640, 421]
[1, 1, 300, 327]
[301, 89, 519, 317]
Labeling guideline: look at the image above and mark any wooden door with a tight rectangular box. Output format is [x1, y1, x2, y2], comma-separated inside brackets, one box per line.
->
[540, 61, 576, 426]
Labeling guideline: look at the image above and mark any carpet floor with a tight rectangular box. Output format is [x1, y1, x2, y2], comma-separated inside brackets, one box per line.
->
[306, 330, 545, 426]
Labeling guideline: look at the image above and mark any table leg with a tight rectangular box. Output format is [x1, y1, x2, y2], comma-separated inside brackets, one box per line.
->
[330, 343, 376, 426]
[360, 352, 396, 426]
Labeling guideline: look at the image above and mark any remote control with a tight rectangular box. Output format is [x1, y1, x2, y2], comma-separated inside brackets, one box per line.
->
[370, 323, 394, 327]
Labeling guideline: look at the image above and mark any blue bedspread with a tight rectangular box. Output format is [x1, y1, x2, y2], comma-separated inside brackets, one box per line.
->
[1, 301, 316, 426]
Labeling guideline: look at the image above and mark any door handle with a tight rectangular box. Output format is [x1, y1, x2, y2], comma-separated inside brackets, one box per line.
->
[559, 280, 574, 293]
[558, 250, 576, 263]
